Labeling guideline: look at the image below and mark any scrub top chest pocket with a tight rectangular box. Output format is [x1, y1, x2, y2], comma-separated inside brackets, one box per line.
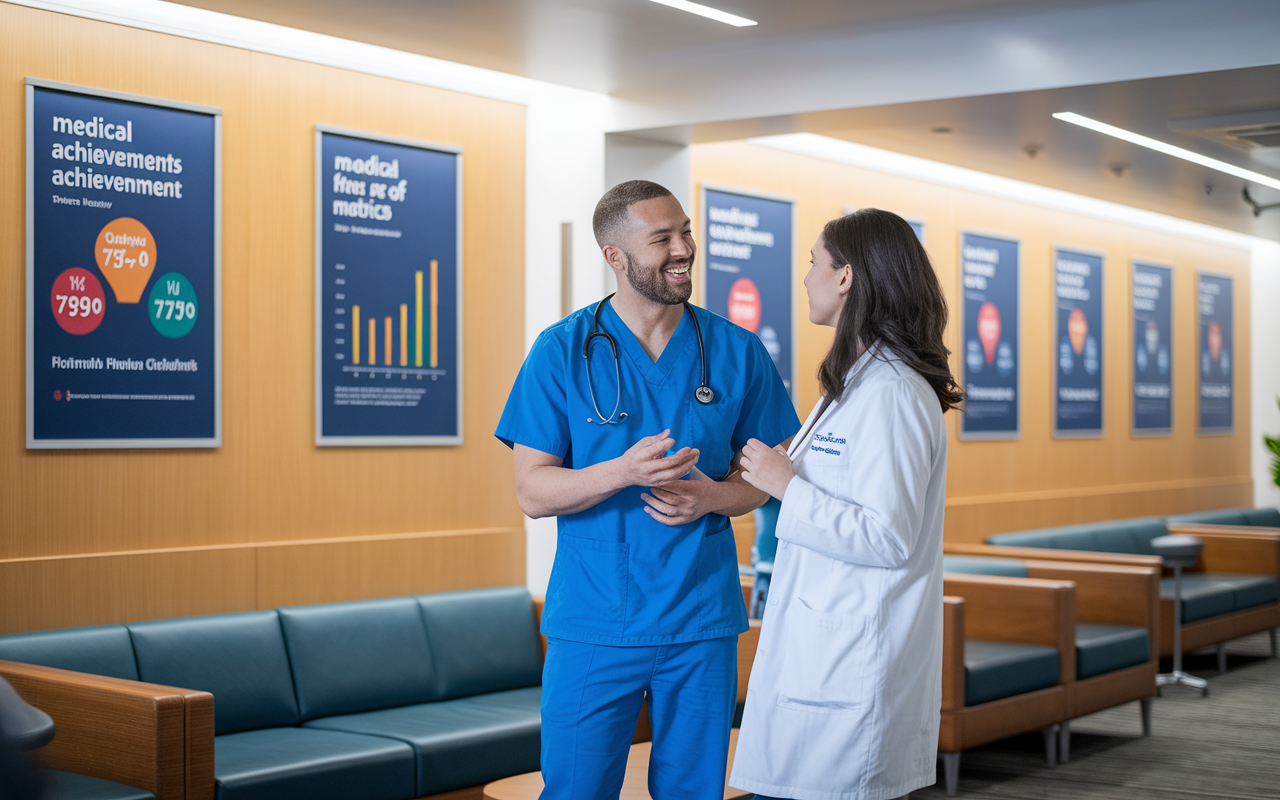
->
[683, 395, 739, 480]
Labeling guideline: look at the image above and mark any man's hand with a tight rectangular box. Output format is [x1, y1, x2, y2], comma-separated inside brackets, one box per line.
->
[613, 429, 700, 488]
[740, 438, 795, 501]
[641, 466, 719, 526]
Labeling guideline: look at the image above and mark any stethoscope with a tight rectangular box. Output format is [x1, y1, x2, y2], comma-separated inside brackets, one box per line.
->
[583, 293, 714, 425]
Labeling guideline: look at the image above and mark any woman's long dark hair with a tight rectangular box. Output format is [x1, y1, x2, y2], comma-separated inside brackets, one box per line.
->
[817, 209, 963, 412]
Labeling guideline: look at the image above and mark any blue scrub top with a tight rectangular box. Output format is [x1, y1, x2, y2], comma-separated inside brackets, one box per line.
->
[497, 301, 800, 646]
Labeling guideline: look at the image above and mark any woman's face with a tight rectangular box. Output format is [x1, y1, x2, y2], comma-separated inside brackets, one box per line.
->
[804, 235, 850, 328]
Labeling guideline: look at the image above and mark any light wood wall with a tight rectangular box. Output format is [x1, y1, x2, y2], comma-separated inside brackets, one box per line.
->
[0, 3, 526, 633]
[693, 142, 1252, 545]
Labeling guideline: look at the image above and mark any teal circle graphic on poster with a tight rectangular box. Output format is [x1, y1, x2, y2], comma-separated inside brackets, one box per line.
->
[147, 272, 199, 338]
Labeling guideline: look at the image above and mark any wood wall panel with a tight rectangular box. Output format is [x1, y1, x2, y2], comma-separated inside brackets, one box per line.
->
[0, 528, 523, 633]
[0, 4, 526, 632]
[691, 142, 1252, 544]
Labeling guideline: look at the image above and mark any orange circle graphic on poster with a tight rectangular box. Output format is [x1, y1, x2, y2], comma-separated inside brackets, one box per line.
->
[727, 277, 761, 332]
[94, 217, 157, 303]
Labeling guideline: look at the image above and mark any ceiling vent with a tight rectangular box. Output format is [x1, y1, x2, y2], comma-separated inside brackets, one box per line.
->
[1169, 109, 1280, 151]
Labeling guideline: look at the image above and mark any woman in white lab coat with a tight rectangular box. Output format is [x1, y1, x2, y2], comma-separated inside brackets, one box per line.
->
[732, 209, 962, 800]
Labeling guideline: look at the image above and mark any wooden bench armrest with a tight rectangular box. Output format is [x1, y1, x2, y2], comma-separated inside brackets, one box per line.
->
[1191, 534, 1280, 576]
[1167, 523, 1280, 538]
[1024, 561, 1160, 631]
[942, 574, 1076, 684]
[0, 660, 213, 800]
[941, 597, 964, 713]
[945, 542, 1163, 569]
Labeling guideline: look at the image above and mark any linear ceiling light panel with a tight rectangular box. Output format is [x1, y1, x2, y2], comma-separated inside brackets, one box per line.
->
[1052, 111, 1280, 192]
[646, 0, 757, 27]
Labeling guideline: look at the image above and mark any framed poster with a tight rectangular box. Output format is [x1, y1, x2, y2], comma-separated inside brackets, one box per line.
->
[701, 184, 796, 395]
[26, 79, 221, 449]
[1131, 261, 1173, 436]
[959, 232, 1020, 439]
[315, 126, 462, 446]
[1053, 247, 1104, 437]
[1197, 271, 1234, 434]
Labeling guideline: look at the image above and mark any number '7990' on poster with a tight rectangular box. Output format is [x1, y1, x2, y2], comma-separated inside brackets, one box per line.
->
[26, 79, 222, 449]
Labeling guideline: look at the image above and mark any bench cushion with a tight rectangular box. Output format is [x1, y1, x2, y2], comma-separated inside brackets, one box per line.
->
[1076, 623, 1150, 679]
[986, 517, 1168, 555]
[128, 612, 299, 735]
[0, 626, 139, 681]
[1167, 508, 1248, 526]
[1163, 574, 1280, 622]
[43, 770, 155, 800]
[964, 639, 1059, 706]
[1242, 507, 1280, 527]
[278, 597, 438, 720]
[304, 686, 542, 796]
[214, 727, 415, 800]
[415, 587, 542, 700]
[942, 555, 1028, 578]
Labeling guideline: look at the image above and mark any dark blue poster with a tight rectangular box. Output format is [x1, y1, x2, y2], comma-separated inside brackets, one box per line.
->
[315, 127, 462, 446]
[702, 186, 794, 395]
[1197, 272, 1233, 433]
[1053, 249, 1104, 436]
[26, 80, 220, 448]
[960, 233, 1019, 439]
[1132, 262, 1173, 435]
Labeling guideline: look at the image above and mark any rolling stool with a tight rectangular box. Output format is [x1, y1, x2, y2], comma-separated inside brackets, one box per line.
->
[1152, 534, 1209, 696]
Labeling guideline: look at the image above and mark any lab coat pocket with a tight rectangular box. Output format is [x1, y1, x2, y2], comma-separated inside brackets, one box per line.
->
[775, 600, 871, 714]
[544, 534, 629, 638]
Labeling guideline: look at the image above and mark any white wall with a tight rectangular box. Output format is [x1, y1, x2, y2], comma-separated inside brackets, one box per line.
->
[522, 84, 610, 595]
[1252, 241, 1280, 509]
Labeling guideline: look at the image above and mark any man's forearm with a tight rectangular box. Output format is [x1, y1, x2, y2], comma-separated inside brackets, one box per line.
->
[706, 470, 769, 518]
[518, 460, 628, 518]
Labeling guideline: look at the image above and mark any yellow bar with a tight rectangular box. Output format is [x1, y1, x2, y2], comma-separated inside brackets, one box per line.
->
[400, 304, 408, 366]
[352, 306, 360, 364]
[430, 259, 439, 368]
[368, 318, 375, 365]
[384, 316, 392, 366]
[415, 271, 424, 367]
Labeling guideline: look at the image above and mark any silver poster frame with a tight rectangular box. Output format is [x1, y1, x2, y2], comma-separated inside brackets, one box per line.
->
[698, 181, 798, 401]
[314, 124, 464, 447]
[26, 78, 223, 449]
[958, 228, 1022, 441]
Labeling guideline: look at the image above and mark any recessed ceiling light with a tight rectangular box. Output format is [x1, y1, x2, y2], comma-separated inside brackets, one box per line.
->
[646, 0, 758, 27]
[930, 126, 953, 134]
[1053, 111, 1280, 192]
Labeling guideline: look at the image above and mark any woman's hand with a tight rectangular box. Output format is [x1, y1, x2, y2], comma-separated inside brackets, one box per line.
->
[740, 438, 795, 501]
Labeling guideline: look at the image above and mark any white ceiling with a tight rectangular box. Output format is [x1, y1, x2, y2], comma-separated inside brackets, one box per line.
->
[173, 0, 1280, 239]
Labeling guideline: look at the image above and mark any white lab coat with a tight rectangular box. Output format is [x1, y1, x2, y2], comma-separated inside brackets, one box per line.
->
[730, 344, 947, 800]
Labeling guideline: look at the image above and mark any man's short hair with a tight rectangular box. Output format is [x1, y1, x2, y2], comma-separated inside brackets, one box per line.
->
[592, 180, 673, 247]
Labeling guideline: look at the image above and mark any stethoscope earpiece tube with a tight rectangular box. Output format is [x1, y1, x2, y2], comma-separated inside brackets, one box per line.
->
[583, 295, 712, 425]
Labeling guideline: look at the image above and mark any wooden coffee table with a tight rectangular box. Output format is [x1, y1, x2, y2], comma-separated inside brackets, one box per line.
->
[483, 728, 748, 800]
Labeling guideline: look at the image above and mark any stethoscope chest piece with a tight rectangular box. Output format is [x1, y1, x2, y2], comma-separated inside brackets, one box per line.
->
[695, 385, 715, 405]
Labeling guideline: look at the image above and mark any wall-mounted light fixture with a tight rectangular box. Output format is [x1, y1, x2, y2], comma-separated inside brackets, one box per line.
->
[646, 0, 757, 27]
[1053, 111, 1280, 192]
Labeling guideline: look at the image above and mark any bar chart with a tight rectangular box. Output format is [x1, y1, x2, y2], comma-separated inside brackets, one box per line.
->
[348, 260, 440, 374]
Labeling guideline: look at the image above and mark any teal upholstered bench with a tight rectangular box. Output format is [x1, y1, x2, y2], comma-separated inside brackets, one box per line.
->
[982, 512, 1280, 663]
[0, 586, 543, 800]
[43, 771, 156, 800]
[944, 555, 1152, 683]
[963, 640, 1059, 706]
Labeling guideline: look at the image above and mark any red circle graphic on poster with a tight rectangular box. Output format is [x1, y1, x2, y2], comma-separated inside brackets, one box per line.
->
[50, 268, 106, 335]
[727, 277, 762, 332]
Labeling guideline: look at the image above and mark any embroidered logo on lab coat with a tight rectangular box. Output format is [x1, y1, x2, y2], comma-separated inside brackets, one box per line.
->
[810, 432, 846, 456]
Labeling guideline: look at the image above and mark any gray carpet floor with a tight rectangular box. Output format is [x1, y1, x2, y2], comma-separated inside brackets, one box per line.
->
[912, 632, 1280, 799]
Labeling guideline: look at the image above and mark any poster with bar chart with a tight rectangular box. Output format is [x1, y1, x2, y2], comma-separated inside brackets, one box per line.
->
[315, 126, 461, 445]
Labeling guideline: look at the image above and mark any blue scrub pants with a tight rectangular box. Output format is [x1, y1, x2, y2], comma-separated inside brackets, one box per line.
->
[539, 636, 738, 800]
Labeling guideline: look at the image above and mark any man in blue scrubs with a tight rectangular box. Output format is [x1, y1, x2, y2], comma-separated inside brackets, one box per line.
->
[496, 180, 800, 800]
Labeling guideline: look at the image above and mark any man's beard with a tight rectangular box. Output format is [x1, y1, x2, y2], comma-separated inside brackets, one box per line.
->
[621, 248, 694, 305]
